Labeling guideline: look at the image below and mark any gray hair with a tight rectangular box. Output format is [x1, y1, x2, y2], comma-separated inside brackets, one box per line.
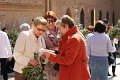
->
[19, 23, 30, 31]
[56, 15, 75, 28]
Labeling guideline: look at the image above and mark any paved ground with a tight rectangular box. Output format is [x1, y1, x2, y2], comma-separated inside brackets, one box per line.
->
[108, 55, 120, 80]
[0, 55, 120, 80]
[0, 72, 14, 80]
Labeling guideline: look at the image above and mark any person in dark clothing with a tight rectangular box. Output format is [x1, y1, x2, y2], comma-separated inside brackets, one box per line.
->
[108, 42, 118, 76]
[111, 43, 119, 76]
[112, 52, 117, 76]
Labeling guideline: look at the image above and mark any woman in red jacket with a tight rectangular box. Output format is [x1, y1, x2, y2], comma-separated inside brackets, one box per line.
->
[42, 15, 91, 80]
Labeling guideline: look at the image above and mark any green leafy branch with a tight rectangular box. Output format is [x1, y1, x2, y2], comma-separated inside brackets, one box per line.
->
[22, 52, 46, 80]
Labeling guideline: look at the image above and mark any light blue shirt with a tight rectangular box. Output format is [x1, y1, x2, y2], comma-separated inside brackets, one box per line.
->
[86, 32, 115, 57]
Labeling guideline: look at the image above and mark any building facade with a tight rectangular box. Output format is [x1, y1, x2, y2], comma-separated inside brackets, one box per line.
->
[0, 0, 120, 31]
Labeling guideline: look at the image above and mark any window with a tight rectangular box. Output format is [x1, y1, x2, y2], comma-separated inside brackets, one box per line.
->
[80, 8, 85, 28]
[66, 8, 71, 17]
[99, 10, 102, 20]
[91, 9, 94, 26]
[106, 11, 109, 21]
[112, 11, 115, 26]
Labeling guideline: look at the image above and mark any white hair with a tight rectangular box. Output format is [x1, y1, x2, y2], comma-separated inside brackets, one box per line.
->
[19, 23, 30, 31]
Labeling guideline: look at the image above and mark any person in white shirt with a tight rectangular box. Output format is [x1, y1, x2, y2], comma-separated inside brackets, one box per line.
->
[13, 17, 47, 80]
[0, 31, 13, 80]
[86, 20, 115, 80]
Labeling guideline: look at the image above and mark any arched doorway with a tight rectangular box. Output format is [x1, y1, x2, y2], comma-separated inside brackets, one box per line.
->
[80, 8, 84, 28]
[112, 11, 115, 26]
[99, 10, 102, 20]
[91, 9, 94, 26]
[66, 8, 72, 17]
[106, 11, 109, 21]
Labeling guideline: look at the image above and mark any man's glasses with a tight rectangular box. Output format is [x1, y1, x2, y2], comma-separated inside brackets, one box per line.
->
[47, 20, 55, 23]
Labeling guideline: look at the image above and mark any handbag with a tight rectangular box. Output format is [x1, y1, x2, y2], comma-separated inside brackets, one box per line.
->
[53, 50, 59, 71]
[108, 54, 115, 65]
[53, 63, 59, 71]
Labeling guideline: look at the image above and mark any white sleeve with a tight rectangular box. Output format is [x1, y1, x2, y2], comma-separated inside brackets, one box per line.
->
[5, 33, 13, 57]
[13, 31, 30, 66]
[107, 39, 116, 53]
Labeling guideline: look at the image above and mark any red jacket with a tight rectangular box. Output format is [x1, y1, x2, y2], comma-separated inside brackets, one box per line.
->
[49, 26, 91, 80]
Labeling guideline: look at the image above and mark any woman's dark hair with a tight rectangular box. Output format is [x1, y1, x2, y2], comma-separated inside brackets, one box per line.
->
[94, 20, 106, 33]
[60, 15, 75, 28]
[44, 11, 57, 22]
[2, 27, 7, 32]
[87, 25, 95, 32]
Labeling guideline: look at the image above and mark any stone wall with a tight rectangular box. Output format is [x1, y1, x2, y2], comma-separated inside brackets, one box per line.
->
[0, 0, 45, 31]
[113, 0, 120, 24]
[52, 0, 115, 27]
[0, 0, 119, 31]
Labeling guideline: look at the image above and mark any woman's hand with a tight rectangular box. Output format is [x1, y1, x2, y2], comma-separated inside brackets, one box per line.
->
[28, 59, 39, 67]
[43, 52, 51, 58]
[42, 50, 56, 58]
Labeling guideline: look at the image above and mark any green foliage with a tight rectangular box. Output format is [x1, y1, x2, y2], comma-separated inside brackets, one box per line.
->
[80, 28, 91, 37]
[109, 20, 120, 48]
[77, 22, 83, 30]
[22, 52, 46, 80]
[8, 28, 19, 52]
[109, 20, 120, 39]
[77, 22, 93, 37]
[77, 22, 86, 36]
[22, 64, 46, 80]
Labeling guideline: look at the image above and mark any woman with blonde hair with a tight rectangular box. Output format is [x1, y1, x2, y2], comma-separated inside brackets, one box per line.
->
[13, 17, 47, 80]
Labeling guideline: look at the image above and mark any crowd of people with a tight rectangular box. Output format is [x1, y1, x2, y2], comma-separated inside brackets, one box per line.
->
[0, 11, 119, 80]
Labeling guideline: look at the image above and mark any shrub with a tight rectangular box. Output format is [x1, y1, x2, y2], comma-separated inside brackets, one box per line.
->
[8, 28, 19, 52]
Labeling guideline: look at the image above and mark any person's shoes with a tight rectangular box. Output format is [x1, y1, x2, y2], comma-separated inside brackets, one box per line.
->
[113, 73, 117, 76]
[108, 73, 111, 76]
[7, 69, 14, 73]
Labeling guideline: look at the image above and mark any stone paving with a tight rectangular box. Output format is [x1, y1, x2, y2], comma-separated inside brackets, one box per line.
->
[0, 55, 120, 80]
[108, 55, 120, 80]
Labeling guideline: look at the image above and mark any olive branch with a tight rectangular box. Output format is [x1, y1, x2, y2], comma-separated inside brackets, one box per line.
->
[22, 52, 46, 80]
